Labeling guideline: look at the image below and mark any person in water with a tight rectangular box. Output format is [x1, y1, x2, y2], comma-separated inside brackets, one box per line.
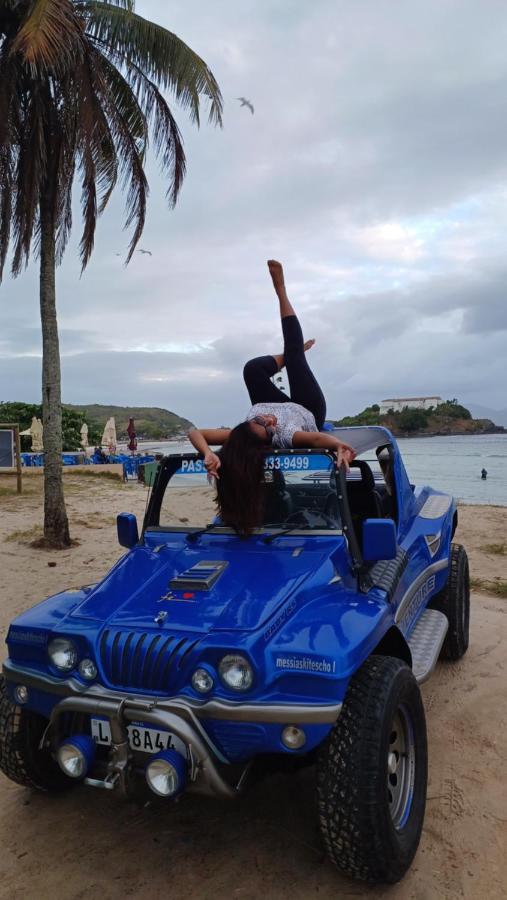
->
[481, 468, 488, 479]
[188, 260, 356, 534]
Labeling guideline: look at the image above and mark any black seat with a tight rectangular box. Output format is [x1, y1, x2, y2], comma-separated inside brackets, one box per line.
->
[263, 469, 293, 524]
[346, 460, 382, 547]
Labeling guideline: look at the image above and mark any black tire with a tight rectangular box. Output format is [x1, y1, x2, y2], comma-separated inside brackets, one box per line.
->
[0, 675, 71, 791]
[431, 543, 470, 661]
[317, 656, 427, 884]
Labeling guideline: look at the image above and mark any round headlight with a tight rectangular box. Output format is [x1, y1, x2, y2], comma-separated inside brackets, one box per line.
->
[48, 638, 78, 672]
[191, 668, 214, 693]
[218, 654, 254, 691]
[79, 658, 97, 681]
[146, 750, 187, 797]
[57, 735, 95, 779]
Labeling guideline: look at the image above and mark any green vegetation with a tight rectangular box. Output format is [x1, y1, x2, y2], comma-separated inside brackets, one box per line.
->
[0, 401, 192, 444]
[66, 404, 193, 440]
[479, 543, 506, 556]
[333, 398, 498, 436]
[334, 404, 381, 427]
[397, 408, 429, 433]
[434, 399, 472, 420]
[0, 402, 101, 451]
[470, 577, 507, 598]
[5, 526, 44, 544]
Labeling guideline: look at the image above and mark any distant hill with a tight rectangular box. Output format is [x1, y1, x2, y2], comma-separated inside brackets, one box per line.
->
[65, 404, 194, 440]
[333, 399, 505, 436]
[467, 403, 507, 428]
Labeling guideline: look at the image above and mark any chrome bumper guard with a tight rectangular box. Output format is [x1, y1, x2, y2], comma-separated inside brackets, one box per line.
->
[3, 660, 342, 798]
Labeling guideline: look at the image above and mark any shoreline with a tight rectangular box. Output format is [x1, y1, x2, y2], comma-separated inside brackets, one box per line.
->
[395, 429, 506, 438]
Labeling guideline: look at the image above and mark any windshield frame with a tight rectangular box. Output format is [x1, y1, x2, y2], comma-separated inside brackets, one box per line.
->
[143, 448, 343, 537]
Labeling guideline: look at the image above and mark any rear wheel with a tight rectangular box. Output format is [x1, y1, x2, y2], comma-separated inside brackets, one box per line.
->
[431, 543, 470, 660]
[0, 676, 71, 791]
[317, 656, 427, 884]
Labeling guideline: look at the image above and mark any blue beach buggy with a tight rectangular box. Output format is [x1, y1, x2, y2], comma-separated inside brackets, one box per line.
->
[0, 426, 470, 884]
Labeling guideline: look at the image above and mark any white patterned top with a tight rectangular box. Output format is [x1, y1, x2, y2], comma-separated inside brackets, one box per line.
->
[246, 402, 317, 448]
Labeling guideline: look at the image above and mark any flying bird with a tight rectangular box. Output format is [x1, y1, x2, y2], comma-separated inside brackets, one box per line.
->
[237, 97, 254, 114]
[138, 248, 153, 256]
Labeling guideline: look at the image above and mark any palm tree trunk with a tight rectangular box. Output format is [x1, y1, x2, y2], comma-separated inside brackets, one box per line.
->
[39, 195, 70, 549]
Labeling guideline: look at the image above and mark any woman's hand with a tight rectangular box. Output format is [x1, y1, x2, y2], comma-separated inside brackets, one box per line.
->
[292, 431, 357, 469]
[334, 441, 356, 471]
[204, 450, 221, 480]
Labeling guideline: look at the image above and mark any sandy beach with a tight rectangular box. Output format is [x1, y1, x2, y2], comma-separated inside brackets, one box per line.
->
[0, 472, 505, 900]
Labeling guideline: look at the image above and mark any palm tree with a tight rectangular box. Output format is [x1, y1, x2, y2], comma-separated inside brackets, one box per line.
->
[0, 0, 222, 547]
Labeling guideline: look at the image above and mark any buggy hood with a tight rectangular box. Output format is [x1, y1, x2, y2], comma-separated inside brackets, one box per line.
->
[70, 536, 345, 634]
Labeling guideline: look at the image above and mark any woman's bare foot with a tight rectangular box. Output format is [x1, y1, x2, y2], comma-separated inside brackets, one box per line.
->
[273, 338, 316, 371]
[267, 259, 285, 290]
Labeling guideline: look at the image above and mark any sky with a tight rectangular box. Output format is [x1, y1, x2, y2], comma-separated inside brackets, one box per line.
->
[1, 0, 507, 426]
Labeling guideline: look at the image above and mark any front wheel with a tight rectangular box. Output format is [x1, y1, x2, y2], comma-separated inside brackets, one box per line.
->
[0, 675, 71, 791]
[317, 656, 427, 884]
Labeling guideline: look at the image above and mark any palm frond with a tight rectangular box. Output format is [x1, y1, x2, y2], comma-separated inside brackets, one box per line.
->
[10, 0, 85, 75]
[84, 47, 148, 265]
[11, 87, 47, 275]
[82, 2, 223, 126]
[0, 0, 222, 278]
[0, 147, 13, 281]
[75, 0, 134, 9]
[120, 57, 186, 206]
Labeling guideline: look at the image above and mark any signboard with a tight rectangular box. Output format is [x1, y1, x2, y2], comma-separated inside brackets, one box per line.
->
[0, 429, 14, 468]
[0, 424, 22, 493]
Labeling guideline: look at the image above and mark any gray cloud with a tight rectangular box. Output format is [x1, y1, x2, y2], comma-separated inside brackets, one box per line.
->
[1, 0, 507, 421]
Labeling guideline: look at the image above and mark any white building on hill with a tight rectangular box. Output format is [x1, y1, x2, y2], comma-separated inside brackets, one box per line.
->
[380, 396, 443, 415]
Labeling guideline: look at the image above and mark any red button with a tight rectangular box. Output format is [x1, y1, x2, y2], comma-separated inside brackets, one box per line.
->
[183, 592, 195, 599]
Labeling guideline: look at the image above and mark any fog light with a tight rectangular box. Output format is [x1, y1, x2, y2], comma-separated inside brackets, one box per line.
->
[57, 735, 96, 779]
[281, 726, 306, 750]
[79, 658, 97, 681]
[191, 668, 214, 693]
[14, 685, 28, 705]
[145, 750, 187, 797]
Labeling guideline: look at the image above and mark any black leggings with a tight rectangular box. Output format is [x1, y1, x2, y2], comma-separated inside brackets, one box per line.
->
[243, 315, 326, 430]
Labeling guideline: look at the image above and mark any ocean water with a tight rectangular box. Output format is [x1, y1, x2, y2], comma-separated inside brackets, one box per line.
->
[396, 433, 507, 506]
[136, 433, 507, 506]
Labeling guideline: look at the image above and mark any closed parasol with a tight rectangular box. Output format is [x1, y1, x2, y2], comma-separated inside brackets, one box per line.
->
[127, 417, 137, 452]
[101, 417, 117, 453]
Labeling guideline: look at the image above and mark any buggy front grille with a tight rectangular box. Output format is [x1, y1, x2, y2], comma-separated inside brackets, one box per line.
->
[98, 629, 201, 692]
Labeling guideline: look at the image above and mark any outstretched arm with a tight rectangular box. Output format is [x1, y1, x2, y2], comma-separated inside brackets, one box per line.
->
[187, 427, 230, 479]
[292, 431, 356, 469]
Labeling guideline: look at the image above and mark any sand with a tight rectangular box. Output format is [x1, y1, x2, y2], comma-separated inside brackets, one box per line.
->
[0, 473, 505, 900]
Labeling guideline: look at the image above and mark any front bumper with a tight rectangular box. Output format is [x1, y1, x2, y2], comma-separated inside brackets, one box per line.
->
[3, 660, 342, 798]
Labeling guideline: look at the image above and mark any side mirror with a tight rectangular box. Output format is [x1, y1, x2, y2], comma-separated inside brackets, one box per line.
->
[117, 513, 139, 549]
[362, 518, 397, 561]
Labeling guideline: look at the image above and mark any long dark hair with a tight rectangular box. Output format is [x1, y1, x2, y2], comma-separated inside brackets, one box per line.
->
[215, 422, 267, 536]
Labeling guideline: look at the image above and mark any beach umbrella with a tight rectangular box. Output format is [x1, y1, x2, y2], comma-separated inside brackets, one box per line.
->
[31, 417, 44, 452]
[101, 417, 117, 453]
[127, 417, 137, 452]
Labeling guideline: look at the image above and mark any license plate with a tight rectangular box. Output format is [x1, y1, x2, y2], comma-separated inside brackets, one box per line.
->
[90, 718, 186, 756]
